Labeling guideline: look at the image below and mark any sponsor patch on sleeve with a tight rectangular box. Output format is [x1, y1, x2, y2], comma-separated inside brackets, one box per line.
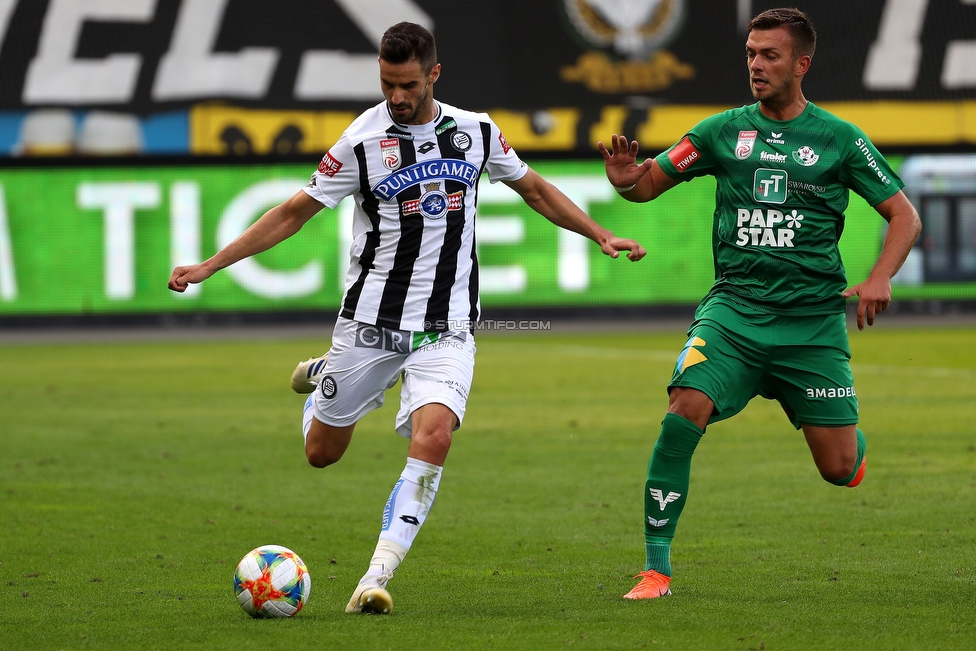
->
[668, 136, 700, 172]
[318, 152, 343, 177]
[498, 132, 512, 154]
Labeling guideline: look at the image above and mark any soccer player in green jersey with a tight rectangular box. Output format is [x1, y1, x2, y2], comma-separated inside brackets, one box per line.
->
[598, 7, 921, 600]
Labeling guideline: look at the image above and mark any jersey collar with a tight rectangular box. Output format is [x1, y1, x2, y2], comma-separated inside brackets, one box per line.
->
[387, 101, 442, 130]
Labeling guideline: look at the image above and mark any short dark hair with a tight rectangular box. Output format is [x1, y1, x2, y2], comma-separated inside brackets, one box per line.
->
[379, 22, 437, 73]
[748, 7, 816, 58]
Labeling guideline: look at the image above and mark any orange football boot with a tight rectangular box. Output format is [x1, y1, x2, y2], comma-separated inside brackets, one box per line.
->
[846, 457, 866, 487]
[623, 569, 672, 599]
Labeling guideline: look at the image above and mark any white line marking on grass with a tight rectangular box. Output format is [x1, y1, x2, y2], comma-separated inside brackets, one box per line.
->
[850, 363, 976, 379]
[487, 342, 678, 363]
[487, 342, 976, 378]
[546, 344, 679, 363]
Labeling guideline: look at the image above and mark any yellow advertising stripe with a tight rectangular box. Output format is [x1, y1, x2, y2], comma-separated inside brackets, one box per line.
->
[818, 101, 968, 146]
[488, 108, 581, 151]
[190, 101, 976, 156]
[190, 104, 357, 155]
[633, 101, 976, 150]
[588, 105, 631, 149]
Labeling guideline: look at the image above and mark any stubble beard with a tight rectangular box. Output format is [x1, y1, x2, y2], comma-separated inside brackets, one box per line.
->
[753, 75, 794, 114]
[390, 83, 432, 125]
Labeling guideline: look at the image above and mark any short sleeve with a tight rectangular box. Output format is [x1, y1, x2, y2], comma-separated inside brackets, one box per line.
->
[302, 133, 360, 209]
[655, 115, 722, 181]
[836, 123, 904, 206]
[482, 118, 529, 184]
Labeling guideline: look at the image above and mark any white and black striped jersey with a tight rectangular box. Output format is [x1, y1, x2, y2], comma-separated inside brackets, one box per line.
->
[303, 100, 528, 332]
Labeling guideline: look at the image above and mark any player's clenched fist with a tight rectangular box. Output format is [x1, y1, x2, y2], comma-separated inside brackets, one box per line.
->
[168, 263, 215, 292]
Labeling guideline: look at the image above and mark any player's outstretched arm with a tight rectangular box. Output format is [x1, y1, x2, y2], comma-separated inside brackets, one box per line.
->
[168, 190, 323, 292]
[842, 190, 921, 330]
[504, 168, 646, 261]
[597, 134, 678, 202]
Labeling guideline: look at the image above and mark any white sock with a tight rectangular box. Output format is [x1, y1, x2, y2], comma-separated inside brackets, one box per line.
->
[361, 540, 406, 587]
[302, 394, 315, 443]
[363, 457, 442, 582]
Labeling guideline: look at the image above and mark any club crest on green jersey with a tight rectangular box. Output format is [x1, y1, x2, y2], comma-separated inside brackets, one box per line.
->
[792, 145, 820, 166]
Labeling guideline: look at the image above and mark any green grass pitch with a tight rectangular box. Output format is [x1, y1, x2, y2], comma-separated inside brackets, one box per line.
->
[1, 324, 974, 650]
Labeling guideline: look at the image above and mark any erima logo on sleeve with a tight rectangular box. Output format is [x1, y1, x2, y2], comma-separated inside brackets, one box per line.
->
[668, 136, 699, 171]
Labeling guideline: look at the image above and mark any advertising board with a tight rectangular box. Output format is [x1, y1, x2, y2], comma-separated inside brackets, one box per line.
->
[4, 156, 971, 318]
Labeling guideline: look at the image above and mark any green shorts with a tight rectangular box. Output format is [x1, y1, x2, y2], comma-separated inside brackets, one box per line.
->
[669, 296, 858, 429]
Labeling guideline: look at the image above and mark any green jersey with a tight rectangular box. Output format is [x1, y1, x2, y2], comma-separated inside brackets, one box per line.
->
[656, 102, 903, 315]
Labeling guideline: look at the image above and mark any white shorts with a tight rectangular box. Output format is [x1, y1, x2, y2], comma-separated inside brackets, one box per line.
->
[311, 317, 476, 438]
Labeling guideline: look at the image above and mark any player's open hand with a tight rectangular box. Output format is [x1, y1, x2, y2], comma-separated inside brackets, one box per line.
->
[598, 134, 654, 190]
[601, 236, 647, 262]
[842, 274, 892, 330]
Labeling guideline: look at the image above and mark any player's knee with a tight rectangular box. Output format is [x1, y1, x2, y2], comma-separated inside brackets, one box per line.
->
[818, 456, 857, 483]
[409, 403, 458, 457]
[417, 427, 453, 455]
[305, 441, 343, 468]
[667, 387, 713, 430]
[304, 420, 354, 468]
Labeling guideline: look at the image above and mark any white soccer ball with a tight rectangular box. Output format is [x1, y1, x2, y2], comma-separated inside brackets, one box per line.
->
[233, 545, 311, 618]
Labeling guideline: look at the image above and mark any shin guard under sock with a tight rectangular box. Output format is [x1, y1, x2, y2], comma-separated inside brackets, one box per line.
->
[643, 412, 703, 574]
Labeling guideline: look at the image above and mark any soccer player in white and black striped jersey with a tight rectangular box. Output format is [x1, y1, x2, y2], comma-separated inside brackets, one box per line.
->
[169, 21, 646, 614]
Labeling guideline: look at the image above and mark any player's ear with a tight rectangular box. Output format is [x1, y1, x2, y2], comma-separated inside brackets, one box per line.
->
[428, 63, 441, 84]
[794, 54, 811, 77]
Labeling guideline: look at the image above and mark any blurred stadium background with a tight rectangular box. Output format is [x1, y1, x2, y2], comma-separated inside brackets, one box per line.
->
[3, 6, 975, 648]
[0, 0, 974, 328]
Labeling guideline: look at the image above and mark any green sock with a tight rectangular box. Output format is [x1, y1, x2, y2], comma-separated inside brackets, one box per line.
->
[642, 413, 703, 575]
[645, 538, 672, 575]
[830, 427, 866, 486]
